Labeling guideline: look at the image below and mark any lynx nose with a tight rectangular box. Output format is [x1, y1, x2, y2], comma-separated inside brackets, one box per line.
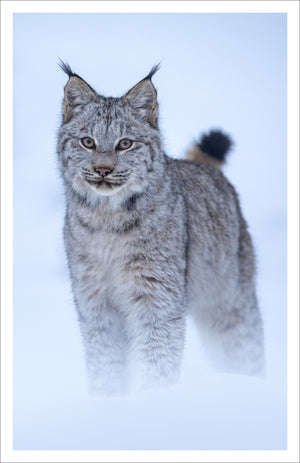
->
[94, 166, 113, 177]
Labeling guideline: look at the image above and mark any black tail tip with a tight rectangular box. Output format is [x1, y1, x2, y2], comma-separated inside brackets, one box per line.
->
[198, 130, 233, 162]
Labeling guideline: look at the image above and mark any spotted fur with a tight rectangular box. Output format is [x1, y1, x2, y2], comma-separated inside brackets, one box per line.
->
[57, 63, 264, 395]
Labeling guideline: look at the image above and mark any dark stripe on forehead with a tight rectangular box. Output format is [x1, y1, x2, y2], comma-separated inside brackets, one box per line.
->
[105, 111, 113, 132]
[97, 98, 119, 133]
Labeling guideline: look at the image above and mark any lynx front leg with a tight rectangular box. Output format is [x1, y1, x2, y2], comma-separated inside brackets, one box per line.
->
[78, 306, 128, 396]
[124, 282, 186, 392]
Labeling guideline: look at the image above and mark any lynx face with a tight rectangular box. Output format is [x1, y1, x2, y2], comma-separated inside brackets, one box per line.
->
[57, 67, 161, 200]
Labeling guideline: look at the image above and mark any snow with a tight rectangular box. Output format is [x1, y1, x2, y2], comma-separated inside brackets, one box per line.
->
[12, 12, 287, 451]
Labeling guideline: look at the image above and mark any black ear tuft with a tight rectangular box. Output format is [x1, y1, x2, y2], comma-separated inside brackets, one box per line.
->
[143, 63, 161, 81]
[198, 130, 233, 162]
[58, 59, 92, 85]
[58, 59, 76, 77]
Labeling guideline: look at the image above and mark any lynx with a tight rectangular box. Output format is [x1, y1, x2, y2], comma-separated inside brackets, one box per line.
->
[57, 62, 264, 395]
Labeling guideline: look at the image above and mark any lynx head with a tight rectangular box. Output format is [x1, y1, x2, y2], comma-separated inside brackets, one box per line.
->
[57, 61, 162, 203]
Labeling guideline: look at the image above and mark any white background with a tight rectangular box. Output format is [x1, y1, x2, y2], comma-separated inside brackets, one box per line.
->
[3, 2, 296, 458]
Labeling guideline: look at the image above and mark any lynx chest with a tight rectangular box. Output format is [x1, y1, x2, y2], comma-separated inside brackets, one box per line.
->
[65, 209, 146, 309]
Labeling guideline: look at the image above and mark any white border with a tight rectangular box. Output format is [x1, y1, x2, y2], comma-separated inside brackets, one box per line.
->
[286, 2, 300, 458]
[0, 0, 296, 14]
[1, 1, 299, 462]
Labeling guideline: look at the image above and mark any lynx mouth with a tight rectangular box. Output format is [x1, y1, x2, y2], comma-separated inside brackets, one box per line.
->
[86, 178, 125, 190]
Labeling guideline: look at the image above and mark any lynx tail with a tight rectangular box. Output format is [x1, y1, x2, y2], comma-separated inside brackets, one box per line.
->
[186, 130, 233, 168]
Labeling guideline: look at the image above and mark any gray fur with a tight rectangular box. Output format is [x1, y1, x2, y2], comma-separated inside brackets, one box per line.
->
[57, 64, 264, 395]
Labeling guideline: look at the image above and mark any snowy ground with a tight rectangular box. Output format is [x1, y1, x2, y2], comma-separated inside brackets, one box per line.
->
[12, 12, 287, 450]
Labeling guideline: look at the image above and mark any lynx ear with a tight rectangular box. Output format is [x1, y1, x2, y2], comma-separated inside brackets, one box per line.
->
[124, 65, 160, 127]
[59, 61, 98, 123]
[63, 76, 98, 123]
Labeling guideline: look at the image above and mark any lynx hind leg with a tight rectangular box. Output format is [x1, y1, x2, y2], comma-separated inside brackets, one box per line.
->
[194, 203, 265, 375]
[192, 291, 264, 376]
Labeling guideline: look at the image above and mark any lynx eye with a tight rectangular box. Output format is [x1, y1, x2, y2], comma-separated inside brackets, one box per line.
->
[81, 137, 96, 149]
[117, 139, 133, 150]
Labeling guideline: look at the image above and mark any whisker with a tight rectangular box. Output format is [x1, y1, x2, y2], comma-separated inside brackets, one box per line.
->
[110, 174, 130, 179]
